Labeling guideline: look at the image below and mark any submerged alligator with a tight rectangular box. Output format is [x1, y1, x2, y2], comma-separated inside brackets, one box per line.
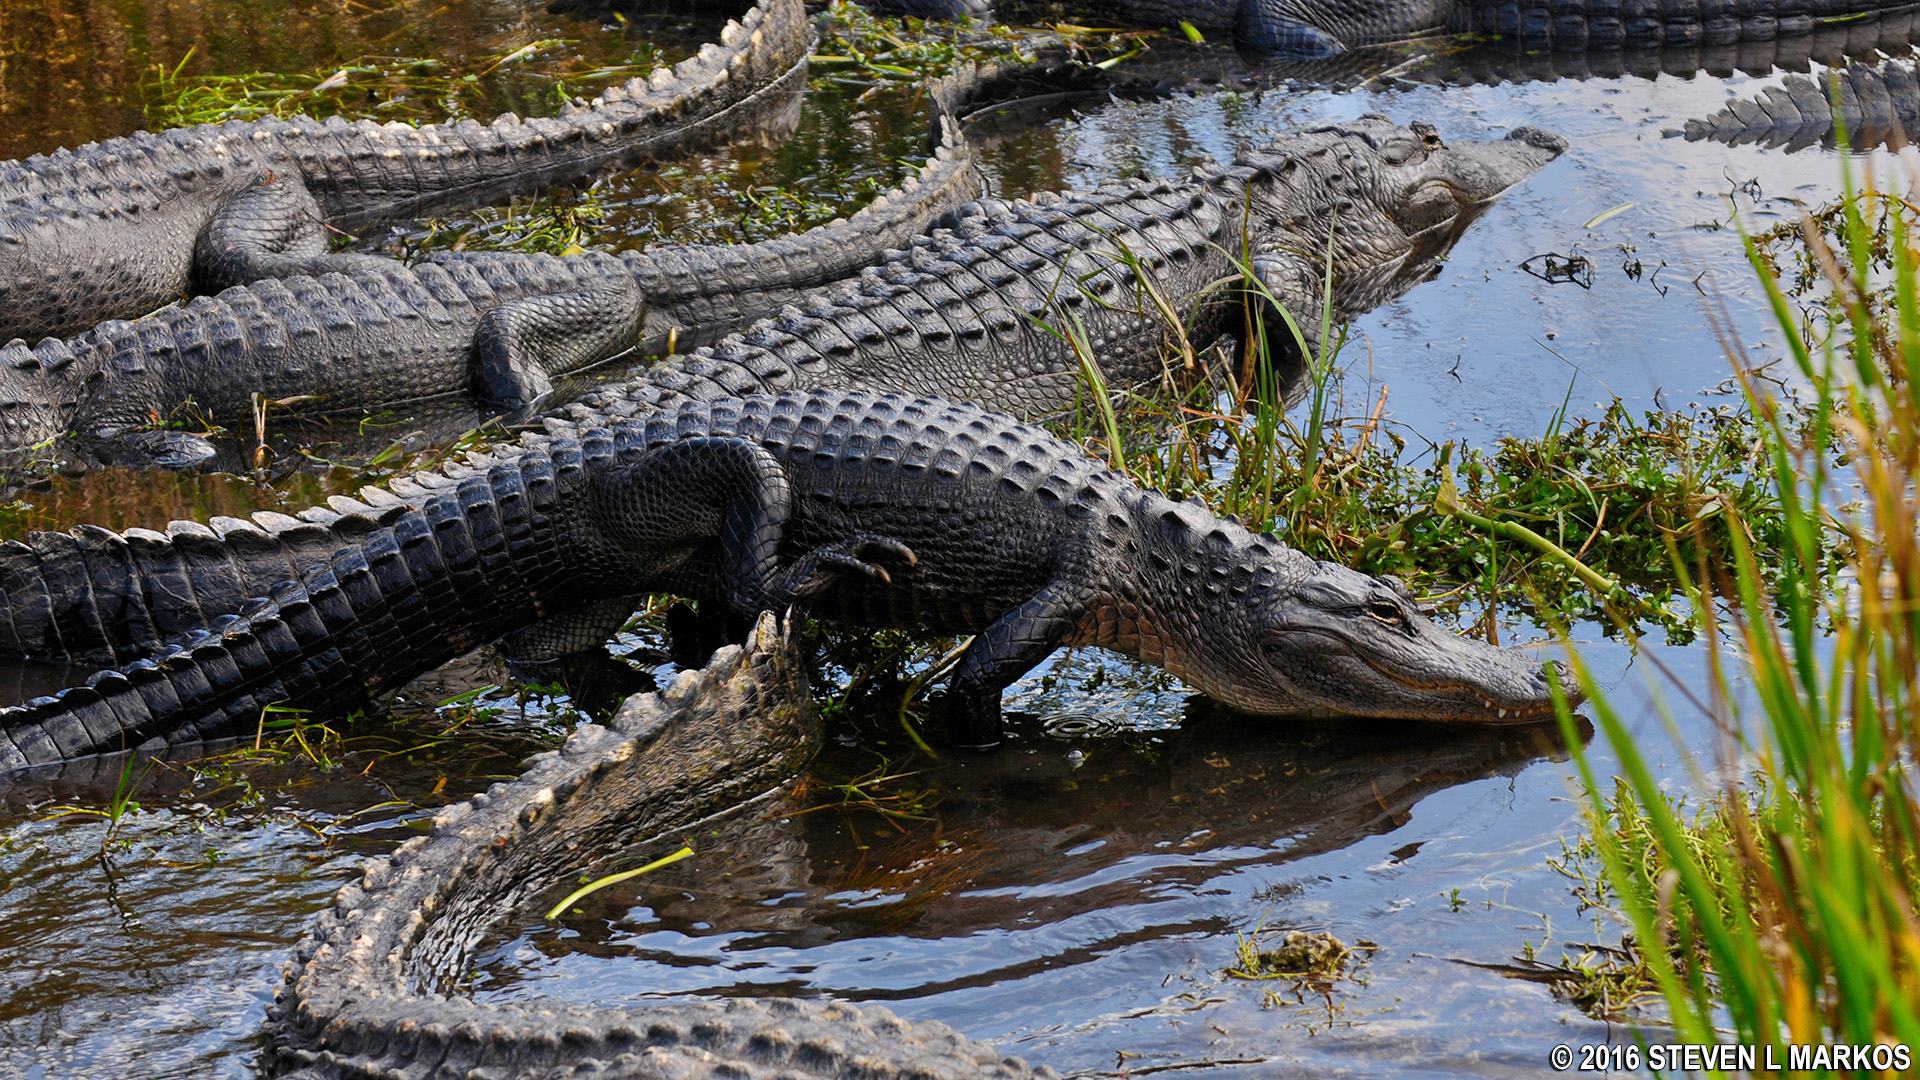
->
[0, 69, 980, 461]
[0, 0, 811, 345]
[872, 0, 1920, 56]
[0, 390, 1573, 772]
[1673, 58, 1920, 148]
[0, 114, 1558, 458]
[269, 614, 1056, 1079]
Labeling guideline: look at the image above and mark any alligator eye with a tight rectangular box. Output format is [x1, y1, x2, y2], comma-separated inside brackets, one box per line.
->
[1367, 600, 1405, 625]
[1380, 142, 1421, 166]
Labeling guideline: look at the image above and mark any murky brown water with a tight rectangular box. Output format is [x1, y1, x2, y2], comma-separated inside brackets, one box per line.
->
[0, 0, 1885, 1075]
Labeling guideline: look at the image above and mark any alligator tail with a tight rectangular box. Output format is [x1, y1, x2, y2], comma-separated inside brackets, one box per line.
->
[0, 442, 597, 772]
[0, 336, 80, 451]
[1445, 0, 1913, 50]
[268, 612, 1050, 1079]
[627, 61, 986, 349]
[0, 441, 591, 768]
[289, 0, 815, 223]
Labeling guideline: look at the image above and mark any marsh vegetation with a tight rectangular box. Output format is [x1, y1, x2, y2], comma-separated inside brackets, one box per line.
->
[1, 0, 1915, 1075]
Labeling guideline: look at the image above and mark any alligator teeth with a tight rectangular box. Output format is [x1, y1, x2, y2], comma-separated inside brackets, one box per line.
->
[1497, 708, 1507, 719]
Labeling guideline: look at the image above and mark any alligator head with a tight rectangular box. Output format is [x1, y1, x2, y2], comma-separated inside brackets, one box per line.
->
[1253, 561, 1576, 721]
[1234, 115, 1566, 355]
[1126, 497, 1577, 723]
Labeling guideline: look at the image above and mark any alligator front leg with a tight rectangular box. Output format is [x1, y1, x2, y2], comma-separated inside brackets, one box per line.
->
[597, 436, 918, 622]
[944, 580, 1086, 751]
[192, 169, 399, 292]
[467, 266, 646, 407]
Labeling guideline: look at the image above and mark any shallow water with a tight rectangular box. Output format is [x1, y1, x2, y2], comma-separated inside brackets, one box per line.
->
[0, 1, 1892, 1075]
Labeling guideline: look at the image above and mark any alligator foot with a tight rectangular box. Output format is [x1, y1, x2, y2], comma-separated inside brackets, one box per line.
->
[499, 595, 643, 662]
[665, 535, 914, 668]
[943, 688, 1004, 752]
[469, 258, 646, 409]
[503, 648, 657, 720]
[192, 169, 398, 292]
[768, 534, 918, 604]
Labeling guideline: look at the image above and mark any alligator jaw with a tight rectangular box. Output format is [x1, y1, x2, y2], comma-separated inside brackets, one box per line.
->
[1177, 559, 1581, 724]
[1262, 624, 1579, 724]
[1252, 565, 1582, 723]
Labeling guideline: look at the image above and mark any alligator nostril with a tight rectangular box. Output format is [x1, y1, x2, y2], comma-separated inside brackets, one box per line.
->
[1507, 127, 1569, 154]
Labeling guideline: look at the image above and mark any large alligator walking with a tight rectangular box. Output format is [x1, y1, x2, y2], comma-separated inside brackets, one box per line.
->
[0, 115, 1563, 459]
[0, 390, 1573, 772]
[870, 0, 1920, 56]
[268, 613, 1058, 1080]
[0, 0, 811, 345]
[0, 70, 980, 461]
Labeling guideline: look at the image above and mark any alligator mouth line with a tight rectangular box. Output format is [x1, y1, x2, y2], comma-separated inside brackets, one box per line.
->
[1274, 625, 1563, 721]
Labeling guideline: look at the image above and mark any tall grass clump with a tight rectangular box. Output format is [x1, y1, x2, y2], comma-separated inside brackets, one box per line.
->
[1554, 146, 1920, 1059]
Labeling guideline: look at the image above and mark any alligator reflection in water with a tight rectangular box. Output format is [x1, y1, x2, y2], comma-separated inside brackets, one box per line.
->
[479, 703, 1580, 1012]
[1092, 13, 1920, 99]
[1674, 57, 1920, 150]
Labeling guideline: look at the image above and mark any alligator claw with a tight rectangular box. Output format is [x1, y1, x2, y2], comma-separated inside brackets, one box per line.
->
[769, 534, 917, 604]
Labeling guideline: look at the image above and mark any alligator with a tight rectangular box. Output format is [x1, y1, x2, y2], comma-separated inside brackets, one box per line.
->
[1373, 10, 1920, 86]
[0, 69, 979, 462]
[1671, 58, 1920, 148]
[0, 389, 1575, 773]
[0, 0, 812, 345]
[266, 612, 1056, 1080]
[867, 0, 1920, 57]
[0, 113, 1556, 461]
[565, 115, 1565, 424]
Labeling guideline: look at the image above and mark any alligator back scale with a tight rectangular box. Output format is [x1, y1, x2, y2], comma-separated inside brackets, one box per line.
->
[0, 390, 1573, 773]
[0, 0, 811, 344]
[268, 613, 1061, 1079]
[0, 64, 985, 463]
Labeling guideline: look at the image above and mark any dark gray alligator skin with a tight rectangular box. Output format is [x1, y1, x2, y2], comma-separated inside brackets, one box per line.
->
[1673, 58, 1920, 148]
[1067, 10, 1920, 100]
[0, 67, 982, 456]
[870, 0, 1920, 57]
[0, 113, 1554, 458]
[1395, 9, 1920, 85]
[589, 115, 1566, 423]
[0, 390, 1572, 771]
[267, 614, 1057, 1080]
[0, 0, 812, 344]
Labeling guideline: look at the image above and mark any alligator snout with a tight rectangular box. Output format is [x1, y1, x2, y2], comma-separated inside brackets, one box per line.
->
[1506, 126, 1571, 155]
